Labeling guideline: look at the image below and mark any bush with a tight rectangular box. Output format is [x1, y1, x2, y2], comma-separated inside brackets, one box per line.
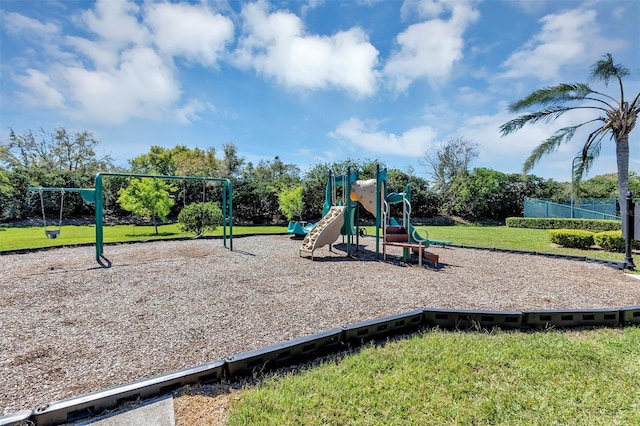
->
[593, 231, 625, 252]
[178, 202, 223, 236]
[547, 229, 595, 249]
[507, 217, 621, 232]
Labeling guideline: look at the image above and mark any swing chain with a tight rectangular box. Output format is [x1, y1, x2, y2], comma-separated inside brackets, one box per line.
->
[39, 189, 65, 239]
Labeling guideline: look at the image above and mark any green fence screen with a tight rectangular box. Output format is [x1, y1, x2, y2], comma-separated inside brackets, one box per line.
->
[524, 197, 620, 220]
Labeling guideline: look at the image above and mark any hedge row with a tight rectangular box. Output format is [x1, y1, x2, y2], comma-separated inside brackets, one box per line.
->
[506, 217, 621, 232]
[547, 229, 639, 252]
[547, 229, 597, 249]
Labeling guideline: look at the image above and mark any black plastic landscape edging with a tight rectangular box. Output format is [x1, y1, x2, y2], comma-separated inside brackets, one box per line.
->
[2, 306, 640, 426]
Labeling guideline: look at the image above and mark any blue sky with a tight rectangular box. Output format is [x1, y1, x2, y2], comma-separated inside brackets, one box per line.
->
[1, 0, 638, 182]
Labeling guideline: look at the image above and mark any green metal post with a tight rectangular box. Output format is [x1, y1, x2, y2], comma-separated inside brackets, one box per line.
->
[222, 182, 227, 248]
[228, 179, 233, 251]
[95, 173, 104, 261]
[91, 172, 233, 263]
[346, 166, 351, 256]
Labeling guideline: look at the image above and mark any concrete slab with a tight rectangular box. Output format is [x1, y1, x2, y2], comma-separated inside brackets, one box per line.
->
[71, 396, 175, 426]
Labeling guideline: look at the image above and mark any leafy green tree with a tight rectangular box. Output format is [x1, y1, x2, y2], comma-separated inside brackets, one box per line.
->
[128, 145, 180, 175]
[233, 156, 301, 223]
[221, 142, 244, 180]
[178, 202, 222, 236]
[422, 136, 478, 191]
[420, 137, 478, 216]
[1, 127, 112, 172]
[278, 185, 304, 221]
[0, 170, 14, 220]
[500, 53, 639, 230]
[52, 128, 113, 172]
[302, 162, 331, 220]
[174, 147, 221, 177]
[117, 178, 176, 234]
[578, 172, 640, 200]
[446, 168, 564, 221]
[387, 168, 440, 218]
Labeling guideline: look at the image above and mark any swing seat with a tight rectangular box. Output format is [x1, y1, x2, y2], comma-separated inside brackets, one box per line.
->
[45, 230, 60, 239]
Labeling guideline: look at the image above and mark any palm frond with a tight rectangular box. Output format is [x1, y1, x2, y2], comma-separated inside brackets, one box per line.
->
[572, 126, 609, 185]
[589, 53, 630, 87]
[500, 107, 573, 135]
[570, 125, 609, 193]
[522, 125, 579, 173]
[629, 91, 640, 111]
[508, 83, 593, 112]
[571, 154, 595, 193]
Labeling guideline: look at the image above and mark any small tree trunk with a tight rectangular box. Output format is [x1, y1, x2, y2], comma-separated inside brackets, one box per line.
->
[616, 133, 630, 229]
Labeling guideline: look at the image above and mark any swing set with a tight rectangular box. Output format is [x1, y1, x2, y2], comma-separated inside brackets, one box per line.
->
[28, 172, 233, 264]
[31, 187, 97, 239]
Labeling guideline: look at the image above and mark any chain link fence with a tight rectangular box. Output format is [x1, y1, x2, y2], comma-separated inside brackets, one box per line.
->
[524, 197, 620, 220]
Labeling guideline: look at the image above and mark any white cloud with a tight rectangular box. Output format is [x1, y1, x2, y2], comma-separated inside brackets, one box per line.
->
[501, 8, 624, 81]
[174, 99, 215, 125]
[13, 69, 65, 108]
[384, 0, 479, 91]
[456, 86, 490, 105]
[2, 11, 59, 39]
[235, 0, 379, 97]
[329, 118, 438, 156]
[145, 2, 234, 66]
[63, 46, 181, 124]
[4, 0, 240, 125]
[77, 0, 148, 48]
[503, 0, 548, 15]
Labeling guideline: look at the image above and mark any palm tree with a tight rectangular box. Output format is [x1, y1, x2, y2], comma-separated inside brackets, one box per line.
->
[500, 53, 639, 228]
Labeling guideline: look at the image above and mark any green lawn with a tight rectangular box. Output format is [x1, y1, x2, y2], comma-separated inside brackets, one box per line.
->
[363, 224, 638, 264]
[0, 223, 287, 252]
[226, 327, 640, 425]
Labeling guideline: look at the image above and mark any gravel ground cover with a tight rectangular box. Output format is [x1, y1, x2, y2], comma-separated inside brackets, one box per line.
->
[1, 234, 639, 415]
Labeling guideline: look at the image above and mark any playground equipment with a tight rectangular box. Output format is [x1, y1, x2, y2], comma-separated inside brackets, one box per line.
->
[31, 187, 97, 239]
[300, 165, 449, 266]
[299, 167, 363, 259]
[37, 188, 64, 239]
[29, 172, 233, 264]
[287, 220, 315, 237]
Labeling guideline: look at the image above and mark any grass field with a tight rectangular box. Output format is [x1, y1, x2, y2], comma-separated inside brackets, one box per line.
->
[362, 224, 637, 264]
[225, 327, 640, 425]
[0, 223, 287, 251]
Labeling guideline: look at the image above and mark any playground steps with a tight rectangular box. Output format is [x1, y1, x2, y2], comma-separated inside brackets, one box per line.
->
[300, 206, 346, 259]
[383, 242, 439, 268]
[384, 226, 409, 242]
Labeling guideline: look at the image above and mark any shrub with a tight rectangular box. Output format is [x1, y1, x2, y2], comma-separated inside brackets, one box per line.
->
[593, 231, 625, 252]
[593, 230, 640, 252]
[507, 217, 621, 232]
[178, 202, 223, 236]
[547, 229, 595, 249]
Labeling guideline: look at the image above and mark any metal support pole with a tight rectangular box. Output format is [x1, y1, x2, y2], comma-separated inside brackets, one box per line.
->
[624, 191, 636, 270]
[95, 174, 104, 262]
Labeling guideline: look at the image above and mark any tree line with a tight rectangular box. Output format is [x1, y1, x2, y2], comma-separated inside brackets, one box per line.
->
[1, 128, 638, 225]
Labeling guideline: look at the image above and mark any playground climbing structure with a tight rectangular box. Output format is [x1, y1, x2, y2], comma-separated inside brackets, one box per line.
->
[299, 168, 362, 258]
[300, 164, 449, 266]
